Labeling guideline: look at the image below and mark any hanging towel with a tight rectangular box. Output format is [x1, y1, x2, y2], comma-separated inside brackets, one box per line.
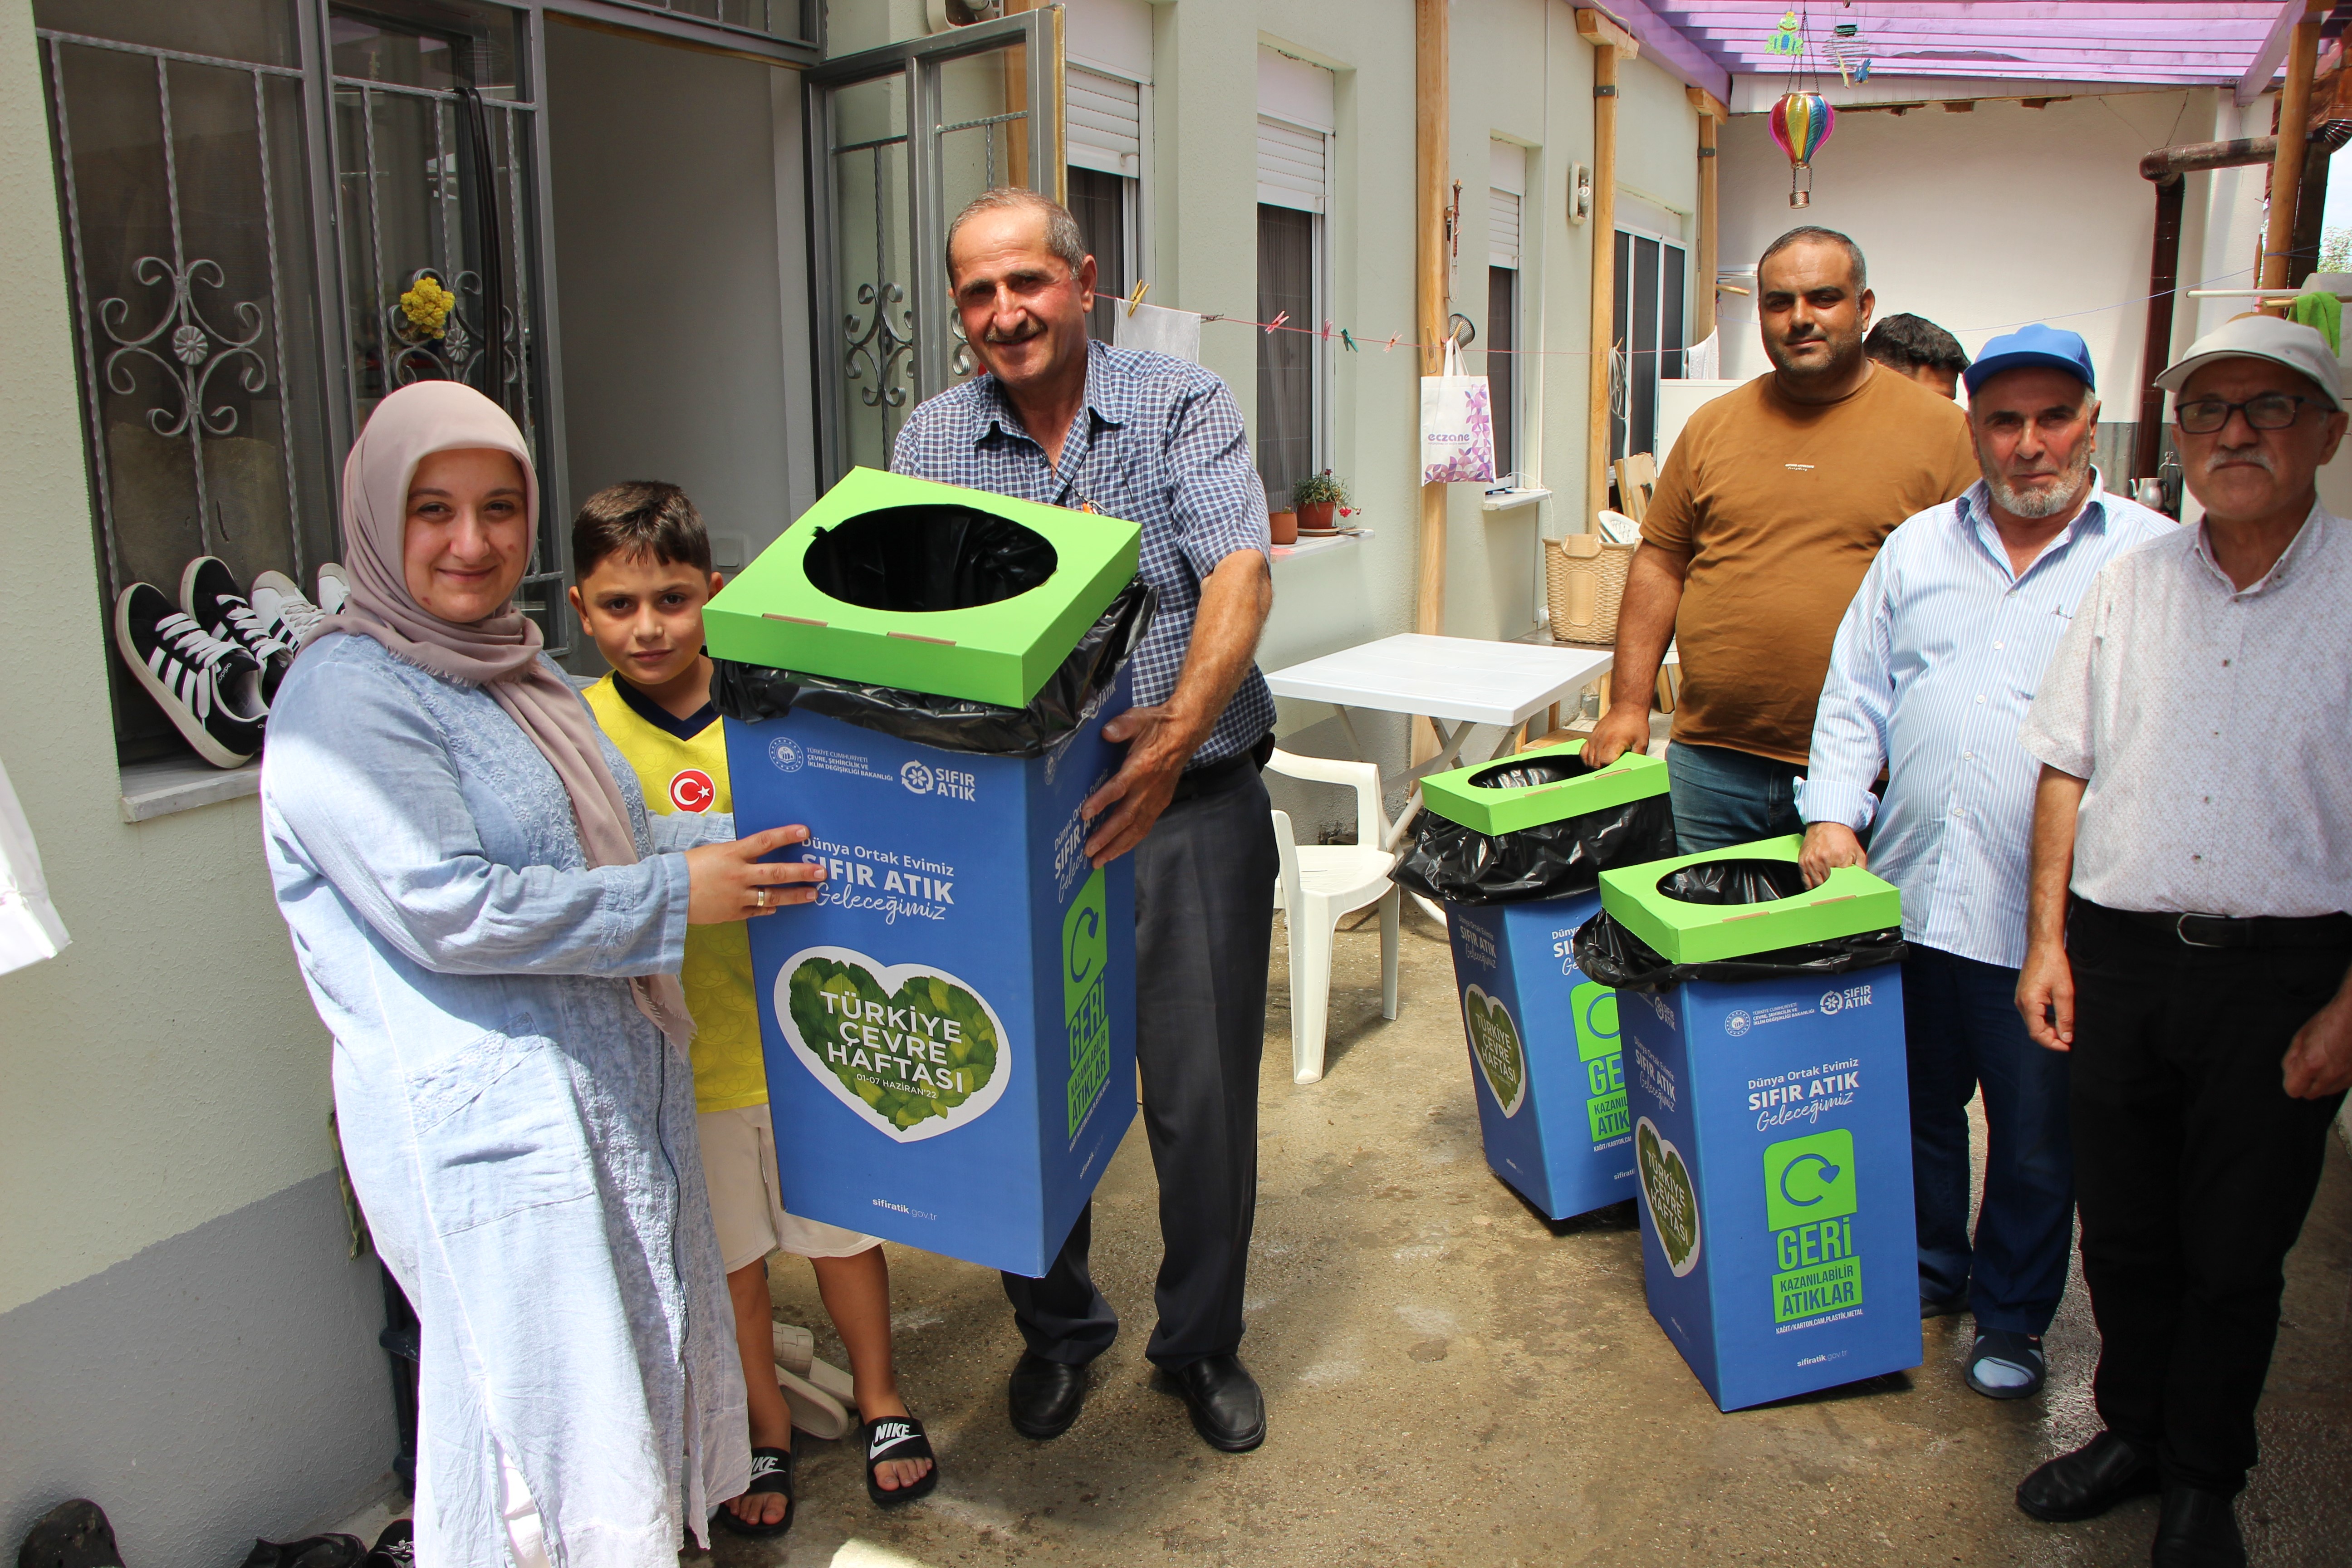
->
[2289, 289, 2341, 355]
[1112, 302, 1202, 363]
[0, 750, 69, 975]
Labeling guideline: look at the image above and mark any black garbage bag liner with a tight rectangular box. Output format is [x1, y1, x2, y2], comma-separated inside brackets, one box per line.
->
[802, 502, 1059, 612]
[710, 578, 1156, 760]
[1388, 753, 1678, 905]
[1570, 904, 1906, 993]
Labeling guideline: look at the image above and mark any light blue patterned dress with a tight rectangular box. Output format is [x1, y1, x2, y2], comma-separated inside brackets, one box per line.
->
[260, 633, 749, 1568]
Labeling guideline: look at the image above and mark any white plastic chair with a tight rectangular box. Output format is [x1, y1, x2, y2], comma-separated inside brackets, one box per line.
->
[1267, 748, 1401, 1085]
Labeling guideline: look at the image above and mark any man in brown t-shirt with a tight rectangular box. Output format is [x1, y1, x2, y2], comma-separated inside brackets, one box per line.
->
[1583, 226, 1978, 850]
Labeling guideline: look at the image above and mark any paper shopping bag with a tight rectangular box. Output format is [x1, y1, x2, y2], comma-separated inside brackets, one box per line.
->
[1420, 340, 1496, 485]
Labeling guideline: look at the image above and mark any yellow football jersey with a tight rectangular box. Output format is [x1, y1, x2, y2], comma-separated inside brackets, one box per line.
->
[583, 672, 768, 1113]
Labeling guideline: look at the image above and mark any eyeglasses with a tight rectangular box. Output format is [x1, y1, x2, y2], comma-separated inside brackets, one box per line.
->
[2173, 392, 2324, 435]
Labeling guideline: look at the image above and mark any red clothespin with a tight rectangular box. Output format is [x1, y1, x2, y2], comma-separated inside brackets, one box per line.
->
[1264, 310, 1289, 334]
[1384, 332, 1401, 353]
[1320, 318, 1335, 343]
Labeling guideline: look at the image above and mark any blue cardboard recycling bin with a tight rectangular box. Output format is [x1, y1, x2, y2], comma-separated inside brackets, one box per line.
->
[1398, 745, 1676, 1222]
[1444, 895, 1636, 1219]
[1591, 838, 1921, 1411]
[709, 470, 1146, 1278]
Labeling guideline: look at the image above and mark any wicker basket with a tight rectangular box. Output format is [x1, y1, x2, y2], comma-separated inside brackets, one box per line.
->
[1544, 533, 1636, 646]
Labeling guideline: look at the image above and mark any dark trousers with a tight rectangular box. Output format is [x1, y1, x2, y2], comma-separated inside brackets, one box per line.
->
[1663, 740, 1804, 853]
[1903, 945, 2075, 1333]
[1001, 761, 1279, 1371]
[2068, 899, 2351, 1494]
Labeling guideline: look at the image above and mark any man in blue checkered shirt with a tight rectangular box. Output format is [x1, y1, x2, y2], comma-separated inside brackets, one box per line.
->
[892, 188, 1278, 1455]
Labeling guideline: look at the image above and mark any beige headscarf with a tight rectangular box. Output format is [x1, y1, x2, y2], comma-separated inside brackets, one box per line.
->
[315, 381, 694, 1046]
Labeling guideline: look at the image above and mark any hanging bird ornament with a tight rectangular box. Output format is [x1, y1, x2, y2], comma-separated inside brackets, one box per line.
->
[1770, 91, 1836, 208]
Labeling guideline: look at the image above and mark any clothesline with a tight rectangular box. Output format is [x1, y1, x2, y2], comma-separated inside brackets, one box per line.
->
[1168, 262, 2268, 361]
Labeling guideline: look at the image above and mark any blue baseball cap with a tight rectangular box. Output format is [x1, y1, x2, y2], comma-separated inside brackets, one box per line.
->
[1962, 323, 2096, 397]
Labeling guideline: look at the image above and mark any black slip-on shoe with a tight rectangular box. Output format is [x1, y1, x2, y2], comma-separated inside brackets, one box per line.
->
[1008, 1352, 1088, 1439]
[358, 1519, 413, 1568]
[115, 581, 267, 767]
[1921, 1290, 1970, 1319]
[183, 556, 296, 706]
[1166, 1353, 1266, 1453]
[1966, 1328, 2047, 1400]
[15, 1499, 124, 1568]
[2016, 1431, 2161, 1522]
[2152, 1484, 2246, 1568]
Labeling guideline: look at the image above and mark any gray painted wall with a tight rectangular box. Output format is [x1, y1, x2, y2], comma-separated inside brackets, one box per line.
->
[0, 1172, 397, 1563]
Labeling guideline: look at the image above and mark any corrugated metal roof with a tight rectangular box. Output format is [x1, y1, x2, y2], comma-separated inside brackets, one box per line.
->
[1636, 2, 2337, 94]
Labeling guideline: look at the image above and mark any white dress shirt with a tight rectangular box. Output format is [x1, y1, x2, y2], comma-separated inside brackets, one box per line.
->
[1805, 477, 2175, 968]
[2021, 501, 2352, 919]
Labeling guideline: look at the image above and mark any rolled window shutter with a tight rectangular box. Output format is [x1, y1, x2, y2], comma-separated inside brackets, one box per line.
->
[1489, 189, 1521, 270]
[1066, 66, 1141, 176]
[1256, 116, 1326, 213]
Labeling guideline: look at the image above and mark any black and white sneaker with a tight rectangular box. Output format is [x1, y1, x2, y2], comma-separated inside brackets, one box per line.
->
[249, 568, 331, 651]
[114, 581, 268, 767]
[316, 561, 352, 614]
[183, 556, 296, 705]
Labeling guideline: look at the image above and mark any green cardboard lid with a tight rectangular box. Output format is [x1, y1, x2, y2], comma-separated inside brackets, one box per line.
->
[1597, 834, 1901, 964]
[1420, 744, 1669, 836]
[703, 467, 1143, 707]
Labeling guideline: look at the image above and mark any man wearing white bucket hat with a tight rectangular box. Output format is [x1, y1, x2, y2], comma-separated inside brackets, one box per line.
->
[2012, 314, 2352, 1567]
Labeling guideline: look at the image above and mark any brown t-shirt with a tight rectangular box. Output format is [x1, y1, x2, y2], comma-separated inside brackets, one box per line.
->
[1642, 363, 1978, 764]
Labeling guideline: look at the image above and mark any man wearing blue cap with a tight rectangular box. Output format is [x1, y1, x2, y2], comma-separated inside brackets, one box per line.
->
[1800, 324, 2172, 1402]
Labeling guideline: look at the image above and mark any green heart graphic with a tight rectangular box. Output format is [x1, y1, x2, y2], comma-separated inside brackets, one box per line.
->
[1637, 1117, 1702, 1277]
[779, 948, 1004, 1142]
[1461, 985, 1527, 1118]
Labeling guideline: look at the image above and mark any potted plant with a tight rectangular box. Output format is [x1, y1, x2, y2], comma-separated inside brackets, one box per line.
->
[1292, 470, 1350, 531]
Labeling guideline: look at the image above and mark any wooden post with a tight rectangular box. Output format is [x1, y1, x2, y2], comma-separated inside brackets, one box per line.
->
[1578, 10, 1637, 531]
[2259, 4, 2324, 300]
[2132, 175, 2186, 485]
[1411, 0, 1448, 759]
[1687, 88, 1727, 348]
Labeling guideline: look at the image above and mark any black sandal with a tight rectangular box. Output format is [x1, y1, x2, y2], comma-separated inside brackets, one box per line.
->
[863, 1415, 939, 1507]
[715, 1445, 794, 1538]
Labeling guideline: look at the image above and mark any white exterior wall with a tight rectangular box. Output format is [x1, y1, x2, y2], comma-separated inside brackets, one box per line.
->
[1717, 90, 2199, 391]
[0, 0, 393, 1557]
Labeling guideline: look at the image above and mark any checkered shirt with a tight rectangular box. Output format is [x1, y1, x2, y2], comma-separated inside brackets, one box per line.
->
[891, 341, 1277, 768]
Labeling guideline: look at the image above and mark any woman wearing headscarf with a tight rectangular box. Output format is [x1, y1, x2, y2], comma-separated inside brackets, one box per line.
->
[260, 382, 822, 1567]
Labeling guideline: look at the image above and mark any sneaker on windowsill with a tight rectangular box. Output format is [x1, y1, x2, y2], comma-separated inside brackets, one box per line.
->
[183, 557, 297, 705]
[250, 568, 332, 652]
[114, 581, 268, 768]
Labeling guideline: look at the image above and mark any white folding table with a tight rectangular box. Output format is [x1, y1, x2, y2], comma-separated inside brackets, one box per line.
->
[1264, 633, 1615, 852]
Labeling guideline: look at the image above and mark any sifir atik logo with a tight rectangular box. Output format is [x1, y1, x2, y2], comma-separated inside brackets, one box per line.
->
[668, 768, 716, 813]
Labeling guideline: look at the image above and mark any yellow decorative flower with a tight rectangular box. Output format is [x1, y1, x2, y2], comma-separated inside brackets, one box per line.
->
[399, 275, 455, 339]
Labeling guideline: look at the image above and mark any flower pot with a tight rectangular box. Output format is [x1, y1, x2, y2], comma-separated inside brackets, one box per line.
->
[1297, 501, 1336, 531]
[1269, 510, 1299, 545]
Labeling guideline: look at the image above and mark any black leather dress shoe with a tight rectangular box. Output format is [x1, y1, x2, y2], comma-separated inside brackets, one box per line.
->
[2016, 1431, 2161, 1522]
[1167, 1353, 1266, 1452]
[2152, 1484, 2246, 1568]
[1008, 1352, 1088, 1439]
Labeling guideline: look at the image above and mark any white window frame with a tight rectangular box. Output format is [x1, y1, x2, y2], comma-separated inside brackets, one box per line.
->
[1611, 220, 1690, 467]
[1064, 52, 1152, 304]
[1254, 109, 1330, 491]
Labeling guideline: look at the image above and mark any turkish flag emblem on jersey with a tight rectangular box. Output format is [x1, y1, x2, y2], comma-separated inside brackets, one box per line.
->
[668, 769, 716, 813]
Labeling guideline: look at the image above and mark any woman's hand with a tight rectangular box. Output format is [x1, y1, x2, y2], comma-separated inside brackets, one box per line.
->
[686, 825, 826, 925]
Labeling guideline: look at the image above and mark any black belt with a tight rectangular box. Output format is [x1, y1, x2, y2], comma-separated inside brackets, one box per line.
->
[1171, 732, 1275, 803]
[2075, 898, 2352, 951]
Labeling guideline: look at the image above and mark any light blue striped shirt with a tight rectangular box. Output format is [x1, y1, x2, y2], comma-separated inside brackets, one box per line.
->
[1802, 475, 2176, 968]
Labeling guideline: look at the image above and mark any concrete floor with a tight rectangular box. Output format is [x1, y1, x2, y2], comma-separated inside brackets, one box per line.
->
[707, 906, 2352, 1568]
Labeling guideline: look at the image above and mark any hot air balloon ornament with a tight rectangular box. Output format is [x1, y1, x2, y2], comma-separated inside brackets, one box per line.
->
[1770, 91, 1836, 208]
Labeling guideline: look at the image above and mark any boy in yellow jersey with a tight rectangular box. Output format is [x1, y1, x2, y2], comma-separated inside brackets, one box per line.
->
[570, 483, 936, 1536]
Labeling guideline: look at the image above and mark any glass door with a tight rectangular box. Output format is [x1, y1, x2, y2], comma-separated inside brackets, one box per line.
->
[325, 0, 565, 646]
[806, 8, 1064, 484]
